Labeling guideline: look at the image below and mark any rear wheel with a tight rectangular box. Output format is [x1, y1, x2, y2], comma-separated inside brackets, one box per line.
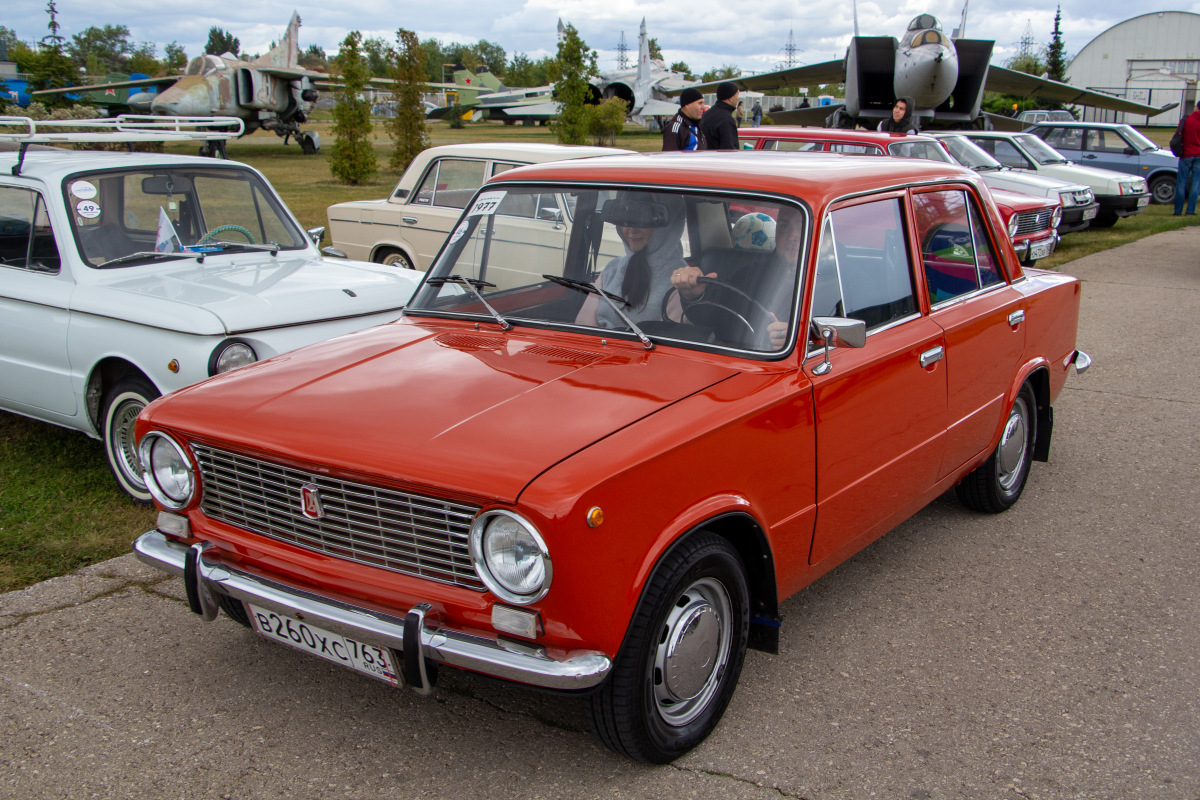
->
[375, 248, 415, 269]
[101, 375, 160, 503]
[956, 383, 1037, 513]
[585, 532, 749, 763]
[1150, 175, 1176, 205]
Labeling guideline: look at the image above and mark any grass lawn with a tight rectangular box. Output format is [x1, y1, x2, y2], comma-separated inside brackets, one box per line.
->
[0, 118, 1190, 592]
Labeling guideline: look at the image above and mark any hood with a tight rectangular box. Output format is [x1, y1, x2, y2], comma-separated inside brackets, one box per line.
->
[77, 254, 421, 335]
[991, 170, 1084, 194]
[1046, 162, 1146, 188]
[142, 321, 740, 502]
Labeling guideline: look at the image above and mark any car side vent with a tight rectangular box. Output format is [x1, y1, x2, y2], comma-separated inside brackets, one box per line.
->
[434, 332, 505, 351]
[522, 344, 603, 364]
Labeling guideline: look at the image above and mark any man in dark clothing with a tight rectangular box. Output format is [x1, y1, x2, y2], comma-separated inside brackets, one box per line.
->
[662, 88, 707, 151]
[699, 82, 741, 150]
[877, 96, 919, 133]
[1174, 106, 1200, 216]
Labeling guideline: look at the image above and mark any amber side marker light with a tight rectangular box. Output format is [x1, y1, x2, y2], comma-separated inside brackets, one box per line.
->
[168, 359, 180, 373]
[587, 507, 604, 527]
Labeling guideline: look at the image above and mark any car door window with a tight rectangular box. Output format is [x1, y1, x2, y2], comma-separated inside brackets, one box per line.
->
[769, 140, 824, 152]
[913, 189, 1001, 306]
[984, 139, 1033, 169]
[0, 187, 60, 273]
[1086, 129, 1127, 154]
[412, 159, 487, 209]
[829, 143, 878, 154]
[812, 197, 916, 333]
[1044, 127, 1083, 151]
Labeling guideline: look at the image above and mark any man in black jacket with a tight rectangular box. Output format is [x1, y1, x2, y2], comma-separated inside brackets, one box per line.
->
[699, 82, 740, 150]
[662, 88, 707, 151]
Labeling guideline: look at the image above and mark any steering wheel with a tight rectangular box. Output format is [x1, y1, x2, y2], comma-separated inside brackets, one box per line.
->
[677, 276, 777, 346]
[198, 224, 255, 245]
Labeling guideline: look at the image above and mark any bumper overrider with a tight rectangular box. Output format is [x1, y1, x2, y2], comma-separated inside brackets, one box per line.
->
[1013, 230, 1060, 262]
[134, 530, 612, 693]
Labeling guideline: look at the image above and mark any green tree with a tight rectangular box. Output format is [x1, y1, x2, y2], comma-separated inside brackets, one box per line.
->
[420, 38, 446, 84]
[551, 23, 596, 145]
[701, 64, 742, 82]
[471, 40, 507, 75]
[205, 27, 239, 56]
[68, 25, 131, 73]
[126, 42, 161, 76]
[647, 37, 662, 61]
[387, 29, 430, 172]
[299, 43, 329, 72]
[330, 31, 376, 185]
[585, 97, 627, 146]
[669, 61, 695, 80]
[163, 41, 187, 73]
[362, 37, 392, 77]
[0, 26, 20, 54]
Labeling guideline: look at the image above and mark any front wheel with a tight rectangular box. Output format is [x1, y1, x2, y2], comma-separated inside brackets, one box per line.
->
[375, 248, 415, 269]
[102, 375, 161, 503]
[1150, 175, 1176, 205]
[956, 383, 1037, 513]
[585, 532, 749, 763]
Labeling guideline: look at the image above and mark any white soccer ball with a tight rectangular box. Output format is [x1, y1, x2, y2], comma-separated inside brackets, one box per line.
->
[731, 212, 776, 251]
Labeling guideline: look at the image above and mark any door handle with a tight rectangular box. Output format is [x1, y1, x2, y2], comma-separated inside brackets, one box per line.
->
[401, 217, 418, 225]
[1083, 154, 1097, 159]
[1008, 309, 1025, 326]
[920, 346, 944, 368]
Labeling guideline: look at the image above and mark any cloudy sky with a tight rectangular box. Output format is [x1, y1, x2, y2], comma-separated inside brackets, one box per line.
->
[7, 0, 1199, 77]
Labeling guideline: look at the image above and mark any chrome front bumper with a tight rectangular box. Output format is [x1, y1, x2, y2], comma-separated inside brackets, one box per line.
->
[134, 531, 611, 692]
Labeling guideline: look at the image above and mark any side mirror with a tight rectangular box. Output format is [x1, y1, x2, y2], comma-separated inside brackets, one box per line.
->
[538, 207, 564, 224]
[307, 226, 325, 246]
[810, 316, 866, 375]
[1123, 146, 1137, 156]
[321, 246, 347, 258]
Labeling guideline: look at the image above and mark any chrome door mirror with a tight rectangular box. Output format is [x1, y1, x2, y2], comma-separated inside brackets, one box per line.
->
[307, 226, 326, 246]
[811, 316, 866, 375]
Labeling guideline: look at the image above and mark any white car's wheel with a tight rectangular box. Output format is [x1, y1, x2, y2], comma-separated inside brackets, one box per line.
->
[102, 376, 160, 503]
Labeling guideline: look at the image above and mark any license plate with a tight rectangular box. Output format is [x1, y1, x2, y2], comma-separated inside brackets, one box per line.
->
[1083, 206, 1098, 220]
[1029, 239, 1054, 260]
[1137, 195, 1150, 207]
[249, 604, 401, 686]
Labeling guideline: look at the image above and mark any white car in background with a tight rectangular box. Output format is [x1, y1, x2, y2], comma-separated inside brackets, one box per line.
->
[933, 133, 1099, 233]
[0, 118, 422, 501]
[326, 143, 632, 270]
[964, 131, 1151, 228]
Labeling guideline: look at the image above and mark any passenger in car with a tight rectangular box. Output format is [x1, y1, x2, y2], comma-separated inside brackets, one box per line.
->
[575, 193, 688, 329]
[670, 209, 803, 349]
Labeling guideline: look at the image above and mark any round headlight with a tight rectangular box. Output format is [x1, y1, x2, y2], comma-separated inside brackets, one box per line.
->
[137, 432, 195, 509]
[209, 339, 257, 376]
[470, 510, 551, 604]
[1051, 206, 1062, 228]
[1007, 213, 1019, 239]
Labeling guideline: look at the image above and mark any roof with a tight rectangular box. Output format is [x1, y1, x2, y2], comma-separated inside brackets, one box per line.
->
[740, 127, 941, 144]
[491, 151, 983, 207]
[0, 149, 259, 185]
[414, 143, 633, 162]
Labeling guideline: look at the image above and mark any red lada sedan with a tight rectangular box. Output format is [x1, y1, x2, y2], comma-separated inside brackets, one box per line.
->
[134, 152, 1090, 763]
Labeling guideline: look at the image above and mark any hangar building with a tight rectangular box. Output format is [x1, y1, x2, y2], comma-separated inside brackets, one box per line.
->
[1068, 10, 1199, 126]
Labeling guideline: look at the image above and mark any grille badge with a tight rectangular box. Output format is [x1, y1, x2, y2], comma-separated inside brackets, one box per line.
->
[300, 483, 324, 520]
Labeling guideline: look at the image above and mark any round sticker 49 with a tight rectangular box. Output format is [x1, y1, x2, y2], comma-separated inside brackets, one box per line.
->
[76, 200, 101, 219]
[467, 190, 507, 216]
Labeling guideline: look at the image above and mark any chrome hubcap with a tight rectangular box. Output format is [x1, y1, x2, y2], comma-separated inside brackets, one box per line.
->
[652, 577, 732, 727]
[112, 399, 147, 490]
[997, 396, 1029, 490]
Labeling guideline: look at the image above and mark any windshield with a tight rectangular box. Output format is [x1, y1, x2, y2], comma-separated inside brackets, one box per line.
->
[886, 139, 954, 163]
[408, 186, 808, 356]
[938, 135, 1002, 170]
[1118, 125, 1158, 152]
[64, 166, 308, 267]
[1014, 135, 1069, 165]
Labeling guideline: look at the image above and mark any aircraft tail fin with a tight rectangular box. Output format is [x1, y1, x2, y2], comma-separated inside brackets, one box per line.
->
[951, 0, 969, 39]
[256, 11, 301, 68]
[633, 17, 652, 112]
[852, 0, 860, 37]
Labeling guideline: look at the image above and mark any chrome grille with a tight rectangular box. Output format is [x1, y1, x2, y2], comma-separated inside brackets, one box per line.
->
[1015, 209, 1053, 235]
[192, 444, 484, 590]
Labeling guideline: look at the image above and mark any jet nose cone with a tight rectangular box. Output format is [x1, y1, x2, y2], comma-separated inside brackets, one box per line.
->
[150, 81, 210, 117]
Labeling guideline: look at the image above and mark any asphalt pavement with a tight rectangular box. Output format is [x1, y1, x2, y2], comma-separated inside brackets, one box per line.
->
[2, 227, 1198, 800]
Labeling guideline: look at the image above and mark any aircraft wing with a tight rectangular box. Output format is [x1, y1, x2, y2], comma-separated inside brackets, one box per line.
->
[637, 98, 684, 117]
[31, 76, 179, 97]
[769, 104, 846, 126]
[984, 65, 1174, 117]
[310, 76, 457, 91]
[486, 102, 561, 120]
[667, 59, 847, 95]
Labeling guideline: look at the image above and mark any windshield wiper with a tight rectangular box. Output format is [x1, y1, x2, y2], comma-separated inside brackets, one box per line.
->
[425, 275, 512, 331]
[544, 274, 655, 351]
[96, 251, 197, 269]
[196, 241, 281, 256]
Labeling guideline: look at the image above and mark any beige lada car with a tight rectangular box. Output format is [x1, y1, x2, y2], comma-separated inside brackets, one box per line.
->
[327, 143, 631, 271]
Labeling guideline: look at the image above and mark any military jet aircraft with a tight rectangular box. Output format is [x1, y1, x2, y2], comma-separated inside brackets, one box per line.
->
[430, 19, 692, 126]
[34, 12, 325, 157]
[679, 1, 1172, 130]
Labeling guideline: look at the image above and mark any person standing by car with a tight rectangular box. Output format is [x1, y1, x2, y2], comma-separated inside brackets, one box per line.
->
[878, 96, 919, 133]
[752, 100, 763, 127]
[700, 83, 741, 150]
[1174, 106, 1200, 216]
[662, 88, 707, 151]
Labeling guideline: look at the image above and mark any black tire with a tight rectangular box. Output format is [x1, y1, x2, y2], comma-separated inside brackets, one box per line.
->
[300, 134, 318, 155]
[585, 532, 749, 763]
[375, 248, 415, 269]
[1091, 210, 1119, 228]
[101, 375, 160, 503]
[1149, 175, 1176, 205]
[956, 383, 1037, 513]
[218, 594, 253, 628]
